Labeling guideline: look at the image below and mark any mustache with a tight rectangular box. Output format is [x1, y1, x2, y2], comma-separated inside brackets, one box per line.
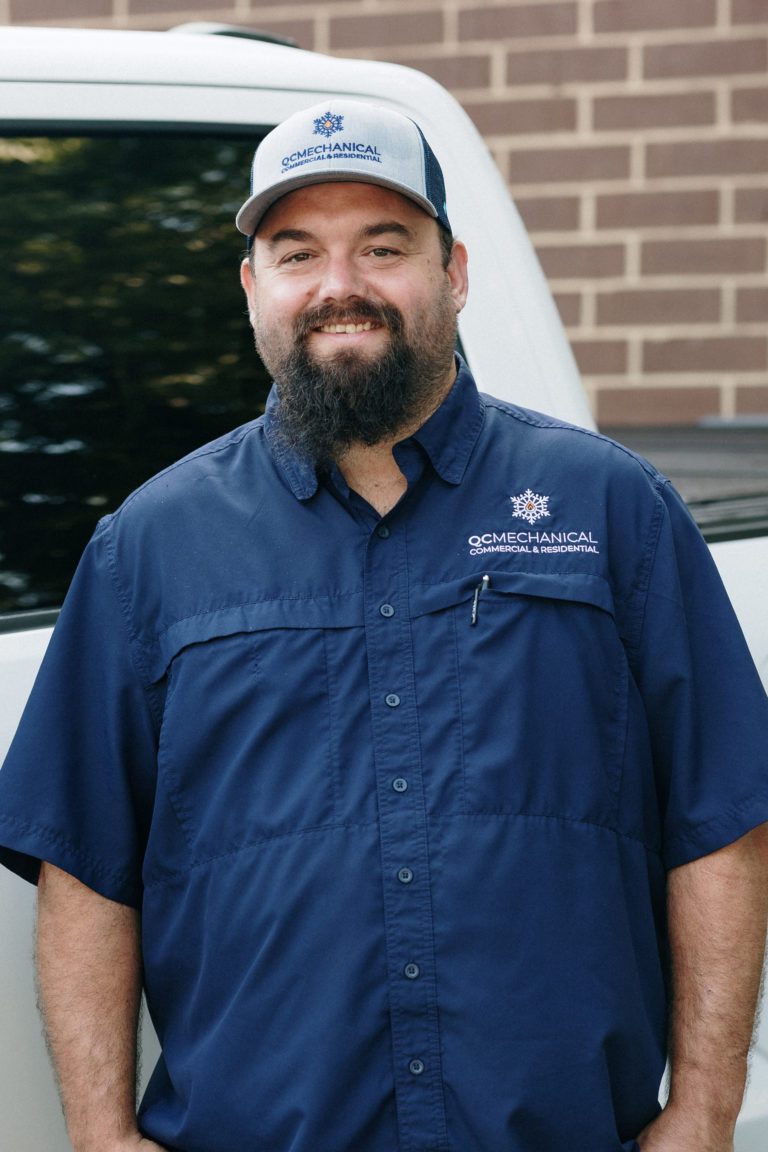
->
[294, 300, 404, 340]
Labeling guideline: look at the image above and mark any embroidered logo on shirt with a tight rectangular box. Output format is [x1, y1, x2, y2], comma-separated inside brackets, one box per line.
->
[466, 490, 600, 557]
[510, 489, 550, 525]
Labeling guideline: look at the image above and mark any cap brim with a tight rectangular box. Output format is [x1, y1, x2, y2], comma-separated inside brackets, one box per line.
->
[236, 170, 440, 237]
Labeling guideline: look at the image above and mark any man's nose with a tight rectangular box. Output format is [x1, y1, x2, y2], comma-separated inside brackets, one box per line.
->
[318, 254, 367, 302]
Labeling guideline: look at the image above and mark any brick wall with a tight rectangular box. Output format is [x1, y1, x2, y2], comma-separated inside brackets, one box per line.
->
[3, 0, 767, 426]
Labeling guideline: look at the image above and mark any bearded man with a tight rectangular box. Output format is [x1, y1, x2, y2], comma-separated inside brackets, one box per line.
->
[1, 101, 767, 1152]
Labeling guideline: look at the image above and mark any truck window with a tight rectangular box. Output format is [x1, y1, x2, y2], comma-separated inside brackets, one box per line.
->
[0, 131, 270, 614]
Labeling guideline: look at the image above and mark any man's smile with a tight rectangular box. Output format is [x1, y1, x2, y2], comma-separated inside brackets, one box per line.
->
[315, 320, 378, 334]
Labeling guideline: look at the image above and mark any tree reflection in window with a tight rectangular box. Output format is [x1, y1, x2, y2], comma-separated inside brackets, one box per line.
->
[0, 133, 269, 611]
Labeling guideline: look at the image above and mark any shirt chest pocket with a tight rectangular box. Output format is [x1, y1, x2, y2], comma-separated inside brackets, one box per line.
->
[410, 572, 630, 825]
[152, 599, 365, 857]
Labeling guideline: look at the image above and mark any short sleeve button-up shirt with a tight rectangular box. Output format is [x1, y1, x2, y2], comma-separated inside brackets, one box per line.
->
[1, 359, 767, 1152]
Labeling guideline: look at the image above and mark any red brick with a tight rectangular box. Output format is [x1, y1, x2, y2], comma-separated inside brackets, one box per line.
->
[735, 188, 768, 222]
[248, 0, 358, 4]
[508, 145, 629, 184]
[643, 337, 766, 374]
[571, 339, 628, 374]
[553, 291, 582, 326]
[596, 387, 721, 426]
[733, 87, 768, 123]
[537, 243, 625, 279]
[247, 0, 357, 5]
[516, 195, 581, 232]
[594, 0, 717, 33]
[330, 11, 443, 51]
[465, 97, 576, 136]
[507, 46, 627, 86]
[460, 3, 577, 40]
[644, 38, 767, 80]
[128, 0, 231, 10]
[736, 387, 768, 416]
[399, 54, 491, 91]
[597, 289, 721, 326]
[593, 91, 715, 131]
[597, 189, 720, 229]
[646, 139, 768, 179]
[732, 0, 768, 23]
[736, 288, 768, 323]
[10, 0, 111, 17]
[642, 237, 766, 276]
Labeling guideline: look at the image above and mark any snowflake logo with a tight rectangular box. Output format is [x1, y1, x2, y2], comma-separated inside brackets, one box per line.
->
[510, 488, 550, 525]
[313, 112, 344, 138]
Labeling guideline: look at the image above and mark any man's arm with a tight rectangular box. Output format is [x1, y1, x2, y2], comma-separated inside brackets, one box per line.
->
[637, 824, 768, 1152]
[36, 861, 165, 1152]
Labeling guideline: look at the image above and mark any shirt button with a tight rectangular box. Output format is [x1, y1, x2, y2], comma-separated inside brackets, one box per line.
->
[397, 867, 414, 884]
[392, 777, 408, 793]
[404, 962, 420, 980]
[376, 523, 391, 539]
[379, 603, 395, 618]
[385, 693, 401, 708]
[409, 1059, 425, 1076]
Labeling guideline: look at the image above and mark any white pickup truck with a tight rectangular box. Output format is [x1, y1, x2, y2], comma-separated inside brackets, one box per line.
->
[1, 24, 766, 1151]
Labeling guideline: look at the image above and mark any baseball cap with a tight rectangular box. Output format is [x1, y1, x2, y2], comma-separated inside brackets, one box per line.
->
[235, 99, 451, 237]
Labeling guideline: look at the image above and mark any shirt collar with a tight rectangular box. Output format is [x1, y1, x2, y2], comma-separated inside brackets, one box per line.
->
[263, 386, 319, 501]
[410, 355, 485, 485]
[264, 354, 485, 501]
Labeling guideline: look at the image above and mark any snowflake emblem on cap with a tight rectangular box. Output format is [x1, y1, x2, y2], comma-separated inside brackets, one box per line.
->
[511, 488, 550, 525]
[313, 112, 344, 138]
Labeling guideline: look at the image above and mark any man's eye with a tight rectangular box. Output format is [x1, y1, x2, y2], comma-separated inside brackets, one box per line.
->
[370, 247, 398, 258]
[281, 251, 312, 265]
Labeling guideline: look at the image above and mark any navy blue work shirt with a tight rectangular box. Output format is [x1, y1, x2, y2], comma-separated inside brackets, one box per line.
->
[1, 359, 768, 1152]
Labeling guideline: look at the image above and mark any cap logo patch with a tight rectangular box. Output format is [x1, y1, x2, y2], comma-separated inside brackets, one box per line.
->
[313, 112, 344, 138]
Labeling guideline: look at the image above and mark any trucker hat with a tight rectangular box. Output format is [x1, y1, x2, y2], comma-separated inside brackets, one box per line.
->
[235, 99, 451, 237]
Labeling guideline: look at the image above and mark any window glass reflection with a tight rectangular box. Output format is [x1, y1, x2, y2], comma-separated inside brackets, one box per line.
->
[0, 133, 269, 611]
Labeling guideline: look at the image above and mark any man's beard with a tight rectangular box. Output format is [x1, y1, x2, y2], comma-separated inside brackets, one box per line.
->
[254, 293, 457, 468]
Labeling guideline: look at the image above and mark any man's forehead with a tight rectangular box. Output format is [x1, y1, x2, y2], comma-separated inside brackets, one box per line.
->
[256, 180, 434, 236]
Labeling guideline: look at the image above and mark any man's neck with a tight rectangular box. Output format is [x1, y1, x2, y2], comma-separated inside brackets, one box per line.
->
[335, 439, 409, 517]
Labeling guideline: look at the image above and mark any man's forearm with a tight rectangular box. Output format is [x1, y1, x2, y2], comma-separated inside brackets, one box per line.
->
[36, 862, 148, 1152]
[639, 824, 768, 1151]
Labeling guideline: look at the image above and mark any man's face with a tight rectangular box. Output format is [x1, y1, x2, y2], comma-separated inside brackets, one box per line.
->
[240, 182, 468, 465]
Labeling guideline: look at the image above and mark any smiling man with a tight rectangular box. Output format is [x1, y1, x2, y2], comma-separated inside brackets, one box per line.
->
[241, 180, 467, 510]
[1, 101, 767, 1152]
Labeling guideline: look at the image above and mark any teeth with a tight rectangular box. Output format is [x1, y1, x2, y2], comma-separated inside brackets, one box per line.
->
[319, 321, 374, 334]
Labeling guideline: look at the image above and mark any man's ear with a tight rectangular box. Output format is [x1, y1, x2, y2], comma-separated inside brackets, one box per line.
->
[240, 257, 257, 325]
[446, 240, 469, 314]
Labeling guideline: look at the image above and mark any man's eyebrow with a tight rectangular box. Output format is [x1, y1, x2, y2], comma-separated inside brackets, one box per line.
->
[360, 221, 416, 242]
[264, 227, 314, 249]
[263, 220, 417, 249]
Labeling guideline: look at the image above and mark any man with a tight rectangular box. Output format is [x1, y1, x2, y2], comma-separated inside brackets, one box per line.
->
[0, 100, 767, 1152]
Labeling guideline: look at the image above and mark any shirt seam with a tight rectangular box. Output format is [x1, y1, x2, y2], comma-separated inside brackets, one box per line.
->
[430, 808, 662, 858]
[112, 418, 264, 518]
[0, 812, 137, 894]
[100, 520, 166, 729]
[621, 477, 669, 658]
[479, 394, 661, 486]
[142, 818, 381, 888]
[664, 790, 768, 862]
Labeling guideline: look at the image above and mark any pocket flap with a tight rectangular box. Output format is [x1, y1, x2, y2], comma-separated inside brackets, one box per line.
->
[409, 570, 615, 619]
[145, 593, 364, 681]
